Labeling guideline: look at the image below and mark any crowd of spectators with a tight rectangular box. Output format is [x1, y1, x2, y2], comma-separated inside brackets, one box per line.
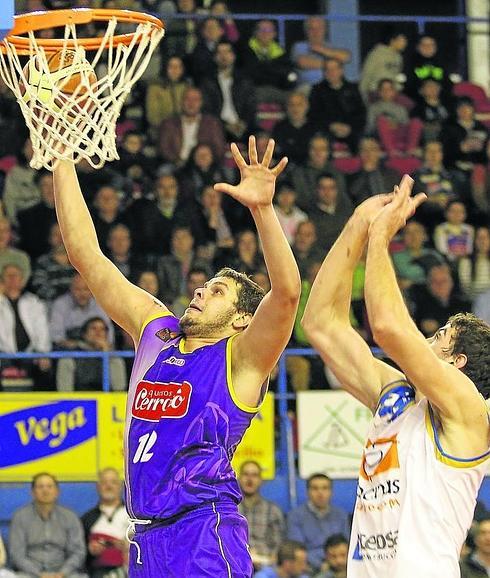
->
[0, 7, 488, 388]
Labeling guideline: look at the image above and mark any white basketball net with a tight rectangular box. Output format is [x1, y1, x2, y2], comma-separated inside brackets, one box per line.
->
[0, 16, 164, 170]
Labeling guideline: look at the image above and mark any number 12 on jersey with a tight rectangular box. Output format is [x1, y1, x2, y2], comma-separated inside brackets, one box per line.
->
[133, 431, 157, 463]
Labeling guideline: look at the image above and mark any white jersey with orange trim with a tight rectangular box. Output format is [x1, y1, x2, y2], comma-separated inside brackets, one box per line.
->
[348, 379, 490, 578]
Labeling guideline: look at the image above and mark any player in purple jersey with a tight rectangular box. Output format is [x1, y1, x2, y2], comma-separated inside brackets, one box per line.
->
[52, 136, 301, 578]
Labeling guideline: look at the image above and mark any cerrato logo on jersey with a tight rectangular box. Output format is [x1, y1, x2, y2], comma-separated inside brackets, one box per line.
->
[352, 530, 398, 561]
[132, 380, 192, 422]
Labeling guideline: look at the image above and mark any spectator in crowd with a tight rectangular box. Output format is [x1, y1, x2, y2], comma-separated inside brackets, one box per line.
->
[30, 222, 75, 304]
[124, 173, 190, 256]
[135, 269, 160, 298]
[238, 460, 285, 570]
[272, 92, 317, 166]
[460, 516, 490, 578]
[253, 540, 308, 578]
[314, 534, 348, 578]
[145, 56, 191, 142]
[359, 27, 407, 101]
[404, 34, 453, 100]
[241, 19, 296, 104]
[81, 468, 129, 578]
[189, 185, 235, 259]
[17, 170, 57, 260]
[411, 78, 450, 142]
[0, 534, 15, 578]
[434, 200, 475, 262]
[412, 140, 463, 232]
[159, 86, 226, 167]
[189, 17, 223, 85]
[178, 143, 226, 203]
[392, 220, 445, 290]
[309, 58, 366, 155]
[291, 16, 350, 93]
[222, 228, 265, 276]
[50, 273, 115, 349]
[287, 474, 350, 574]
[170, 266, 208, 318]
[106, 223, 147, 280]
[201, 40, 256, 142]
[366, 78, 423, 158]
[292, 135, 347, 212]
[90, 185, 125, 253]
[473, 287, 490, 324]
[458, 226, 490, 299]
[0, 216, 31, 283]
[112, 130, 157, 197]
[0, 76, 25, 161]
[2, 137, 39, 226]
[347, 137, 399, 205]
[409, 263, 471, 336]
[155, 225, 211, 304]
[56, 316, 126, 392]
[291, 220, 323, 278]
[164, 0, 200, 59]
[274, 181, 308, 245]
[308, 173, 354, 254]
[0, 263, 51, 390]
[209, 0, 239, 44]
[440, 97, 489, 176]
[75, 157, 123, 205]
[8, 472, 87, 578]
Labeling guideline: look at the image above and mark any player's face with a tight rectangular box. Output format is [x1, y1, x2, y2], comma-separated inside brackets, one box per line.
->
[427, 323, 457, 362]
[179, 276, 242, 337]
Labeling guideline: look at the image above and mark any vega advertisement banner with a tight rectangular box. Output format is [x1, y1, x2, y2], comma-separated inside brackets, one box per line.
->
[0, 392, 275, 482]
[0, 392, 126, 482]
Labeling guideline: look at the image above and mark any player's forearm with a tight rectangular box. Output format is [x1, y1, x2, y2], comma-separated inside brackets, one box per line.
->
[365, 234, 419, 337]
[250, 204, 300, 299]
[52, 160, 102, 267]
[303, 215, 366, 330]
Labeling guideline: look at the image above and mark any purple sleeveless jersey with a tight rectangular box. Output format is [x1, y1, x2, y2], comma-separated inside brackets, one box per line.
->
[125, 313, 258, 521]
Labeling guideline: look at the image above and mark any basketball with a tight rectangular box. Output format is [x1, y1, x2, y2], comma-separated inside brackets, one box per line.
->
[20, 49, 97, 117]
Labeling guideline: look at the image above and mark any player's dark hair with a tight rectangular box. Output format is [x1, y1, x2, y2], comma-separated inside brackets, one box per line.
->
[277, 540, 306, 565]
[31, 472, 59, 489]
[324, 533, 348, 551]
[448, 313, 490, 398]
[306, 472, 332, 489]
[215, 267, 265, 315]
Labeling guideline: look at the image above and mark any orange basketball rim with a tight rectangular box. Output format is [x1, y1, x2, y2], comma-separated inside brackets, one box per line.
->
[0, 8, 164, 55]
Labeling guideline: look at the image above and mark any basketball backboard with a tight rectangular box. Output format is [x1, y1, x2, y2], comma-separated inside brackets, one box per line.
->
[0, 1, 14, 41]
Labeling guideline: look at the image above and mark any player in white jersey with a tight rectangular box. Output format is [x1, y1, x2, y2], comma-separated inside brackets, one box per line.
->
[302, 176, 490, 578]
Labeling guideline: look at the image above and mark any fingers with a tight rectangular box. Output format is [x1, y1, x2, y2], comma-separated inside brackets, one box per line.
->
[230, 142, 247, 170]
[412, 192, 427, 210]
[214, 182, 235, 196]
[261, 138, 275, 168]
[248, 135, 258, 165]
[271, 156, 288, 177]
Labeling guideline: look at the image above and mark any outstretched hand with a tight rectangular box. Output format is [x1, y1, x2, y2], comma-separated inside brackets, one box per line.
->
[369, 175, 427, 241]
[214, 136, 288, 210]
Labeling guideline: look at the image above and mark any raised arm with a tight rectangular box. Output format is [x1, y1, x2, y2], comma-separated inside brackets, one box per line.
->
[301, 195, 403, 411]
[365, 177, 488, 444]
[53, 161, 168, 343]
[214, 137, 301, 400]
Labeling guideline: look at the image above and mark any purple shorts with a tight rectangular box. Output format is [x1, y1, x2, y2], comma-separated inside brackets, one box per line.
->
[128, 502, 253, 578]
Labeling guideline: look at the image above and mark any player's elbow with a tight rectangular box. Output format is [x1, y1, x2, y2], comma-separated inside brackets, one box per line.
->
[371, 321, 401, 349]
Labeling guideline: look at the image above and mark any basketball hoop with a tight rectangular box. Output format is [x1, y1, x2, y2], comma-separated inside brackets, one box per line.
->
[0, 9, 165, 170]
